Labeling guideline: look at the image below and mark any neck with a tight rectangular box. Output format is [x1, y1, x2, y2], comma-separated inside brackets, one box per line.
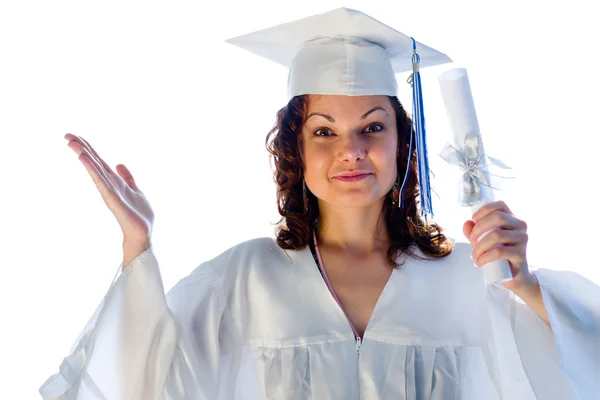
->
[315, 199, 389, 255]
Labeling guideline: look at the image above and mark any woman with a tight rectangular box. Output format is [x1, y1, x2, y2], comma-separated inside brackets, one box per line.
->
[40, 8, 599, 400]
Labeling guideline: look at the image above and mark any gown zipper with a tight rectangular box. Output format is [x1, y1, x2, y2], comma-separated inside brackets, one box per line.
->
[313, 231, 363, 356]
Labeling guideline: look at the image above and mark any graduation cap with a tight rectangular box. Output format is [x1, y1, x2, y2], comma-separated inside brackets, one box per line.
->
[226, 7, 452, 219]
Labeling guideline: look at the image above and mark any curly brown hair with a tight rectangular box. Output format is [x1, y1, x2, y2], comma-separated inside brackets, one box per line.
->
[265, 95, 453, 267]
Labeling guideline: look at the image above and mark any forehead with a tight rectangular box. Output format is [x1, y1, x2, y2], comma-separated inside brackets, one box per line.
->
[306, 94, 392, 113]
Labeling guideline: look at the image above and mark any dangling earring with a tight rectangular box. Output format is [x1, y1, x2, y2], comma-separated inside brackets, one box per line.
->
[303, 179, 309, 214]
[390, 175, 400, 207]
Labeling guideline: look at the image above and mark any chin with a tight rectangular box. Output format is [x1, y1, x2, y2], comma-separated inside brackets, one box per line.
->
[325, 192, 386, 208]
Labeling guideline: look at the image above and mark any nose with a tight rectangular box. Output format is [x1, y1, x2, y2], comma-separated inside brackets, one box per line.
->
[337, 134, 366, 163]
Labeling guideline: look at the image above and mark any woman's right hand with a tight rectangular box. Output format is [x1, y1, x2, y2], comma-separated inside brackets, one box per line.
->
[65, 134, 154, 245]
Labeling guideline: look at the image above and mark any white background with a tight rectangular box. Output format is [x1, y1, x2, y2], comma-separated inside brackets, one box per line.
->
[0, 0, 598, 397]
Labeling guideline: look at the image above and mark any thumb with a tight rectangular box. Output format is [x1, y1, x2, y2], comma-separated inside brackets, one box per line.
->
[463, 220, 475, 241]
[116, 164, 140, 192]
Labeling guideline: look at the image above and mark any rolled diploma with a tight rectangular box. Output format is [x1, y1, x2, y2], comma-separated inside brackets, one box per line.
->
[438, 68, 513, 285]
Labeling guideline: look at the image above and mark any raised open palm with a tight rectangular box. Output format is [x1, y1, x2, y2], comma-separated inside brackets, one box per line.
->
[65, 133, 154, 244]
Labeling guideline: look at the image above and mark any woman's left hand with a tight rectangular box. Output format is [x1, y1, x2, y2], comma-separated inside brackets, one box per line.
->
[463, 200, 539, 293]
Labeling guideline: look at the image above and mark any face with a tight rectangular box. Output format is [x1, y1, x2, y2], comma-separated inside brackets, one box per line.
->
[301, 95, 398, 209]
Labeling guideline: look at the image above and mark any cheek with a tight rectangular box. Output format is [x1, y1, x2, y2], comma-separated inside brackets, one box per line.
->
[303, 144, 331, 174]
[373, 138, 398, 170]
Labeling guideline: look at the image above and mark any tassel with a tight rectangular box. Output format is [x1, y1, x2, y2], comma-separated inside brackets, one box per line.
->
[400, 37, 434, 221]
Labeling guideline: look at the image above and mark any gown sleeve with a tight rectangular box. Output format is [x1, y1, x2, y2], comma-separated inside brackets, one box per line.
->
[484, 266, 600, 400]
[530, 268, 600, 399]
[38, 245, 228, 400]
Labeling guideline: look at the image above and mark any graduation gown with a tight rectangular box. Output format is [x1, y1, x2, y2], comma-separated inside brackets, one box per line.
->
[39, 237, 600, 399]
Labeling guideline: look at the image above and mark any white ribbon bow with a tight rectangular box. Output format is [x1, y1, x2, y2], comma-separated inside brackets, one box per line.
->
[439, 131, 511, 206]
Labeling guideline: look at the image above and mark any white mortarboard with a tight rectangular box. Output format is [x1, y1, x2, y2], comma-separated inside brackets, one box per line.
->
[226, 7, 452, 219]
[225, 7, 451, 101]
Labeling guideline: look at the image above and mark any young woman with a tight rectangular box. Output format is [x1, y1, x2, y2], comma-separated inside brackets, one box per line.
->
[40, 8, 599, 400]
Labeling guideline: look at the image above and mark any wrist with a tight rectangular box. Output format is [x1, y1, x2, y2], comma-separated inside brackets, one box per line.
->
[123, 237, 152, 248]
[122, 239, 152, 271]
[512, 272, 541, 299]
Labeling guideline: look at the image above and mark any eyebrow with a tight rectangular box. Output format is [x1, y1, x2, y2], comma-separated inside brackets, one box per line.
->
[306, 106, 389, 123]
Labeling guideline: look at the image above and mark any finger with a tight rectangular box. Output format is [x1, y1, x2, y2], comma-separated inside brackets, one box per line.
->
[469, 211, 526, 241]
[472, 200, 512, 223]
[78, 153, 115, 198]
[472, 229, 528, 260]
[66, 136, 110, 176]
[78, 136, 115, 175]
[116, 164, 140, 192]
[474, 244, 526, 268]
[67, 141, 115, 191]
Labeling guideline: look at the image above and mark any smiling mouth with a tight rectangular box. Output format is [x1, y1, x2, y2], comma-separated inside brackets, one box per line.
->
[333, 173, 372, 182]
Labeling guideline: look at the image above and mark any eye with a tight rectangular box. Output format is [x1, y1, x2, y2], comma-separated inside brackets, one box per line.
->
[314, 128, 333, 137]
[364, 123, 384, 133]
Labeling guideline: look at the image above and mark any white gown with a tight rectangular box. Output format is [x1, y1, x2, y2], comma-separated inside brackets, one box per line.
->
[39, 237, 600, 399]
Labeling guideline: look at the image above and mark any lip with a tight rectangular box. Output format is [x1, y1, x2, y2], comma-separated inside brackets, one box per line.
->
[333, 173, 372, 182]
[335, 170, 372, 177]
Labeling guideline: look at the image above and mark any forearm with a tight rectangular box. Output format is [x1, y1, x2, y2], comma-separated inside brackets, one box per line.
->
[512, 273, 551, 329]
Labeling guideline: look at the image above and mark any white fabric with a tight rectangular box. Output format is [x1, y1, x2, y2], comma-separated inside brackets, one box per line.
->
[225, 8, 452, 101]
[288, 36, 397, 99]
[39, 238, 599, 399]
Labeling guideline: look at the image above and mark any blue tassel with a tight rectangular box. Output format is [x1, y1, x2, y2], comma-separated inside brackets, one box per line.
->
[400, 38, 434, 221]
